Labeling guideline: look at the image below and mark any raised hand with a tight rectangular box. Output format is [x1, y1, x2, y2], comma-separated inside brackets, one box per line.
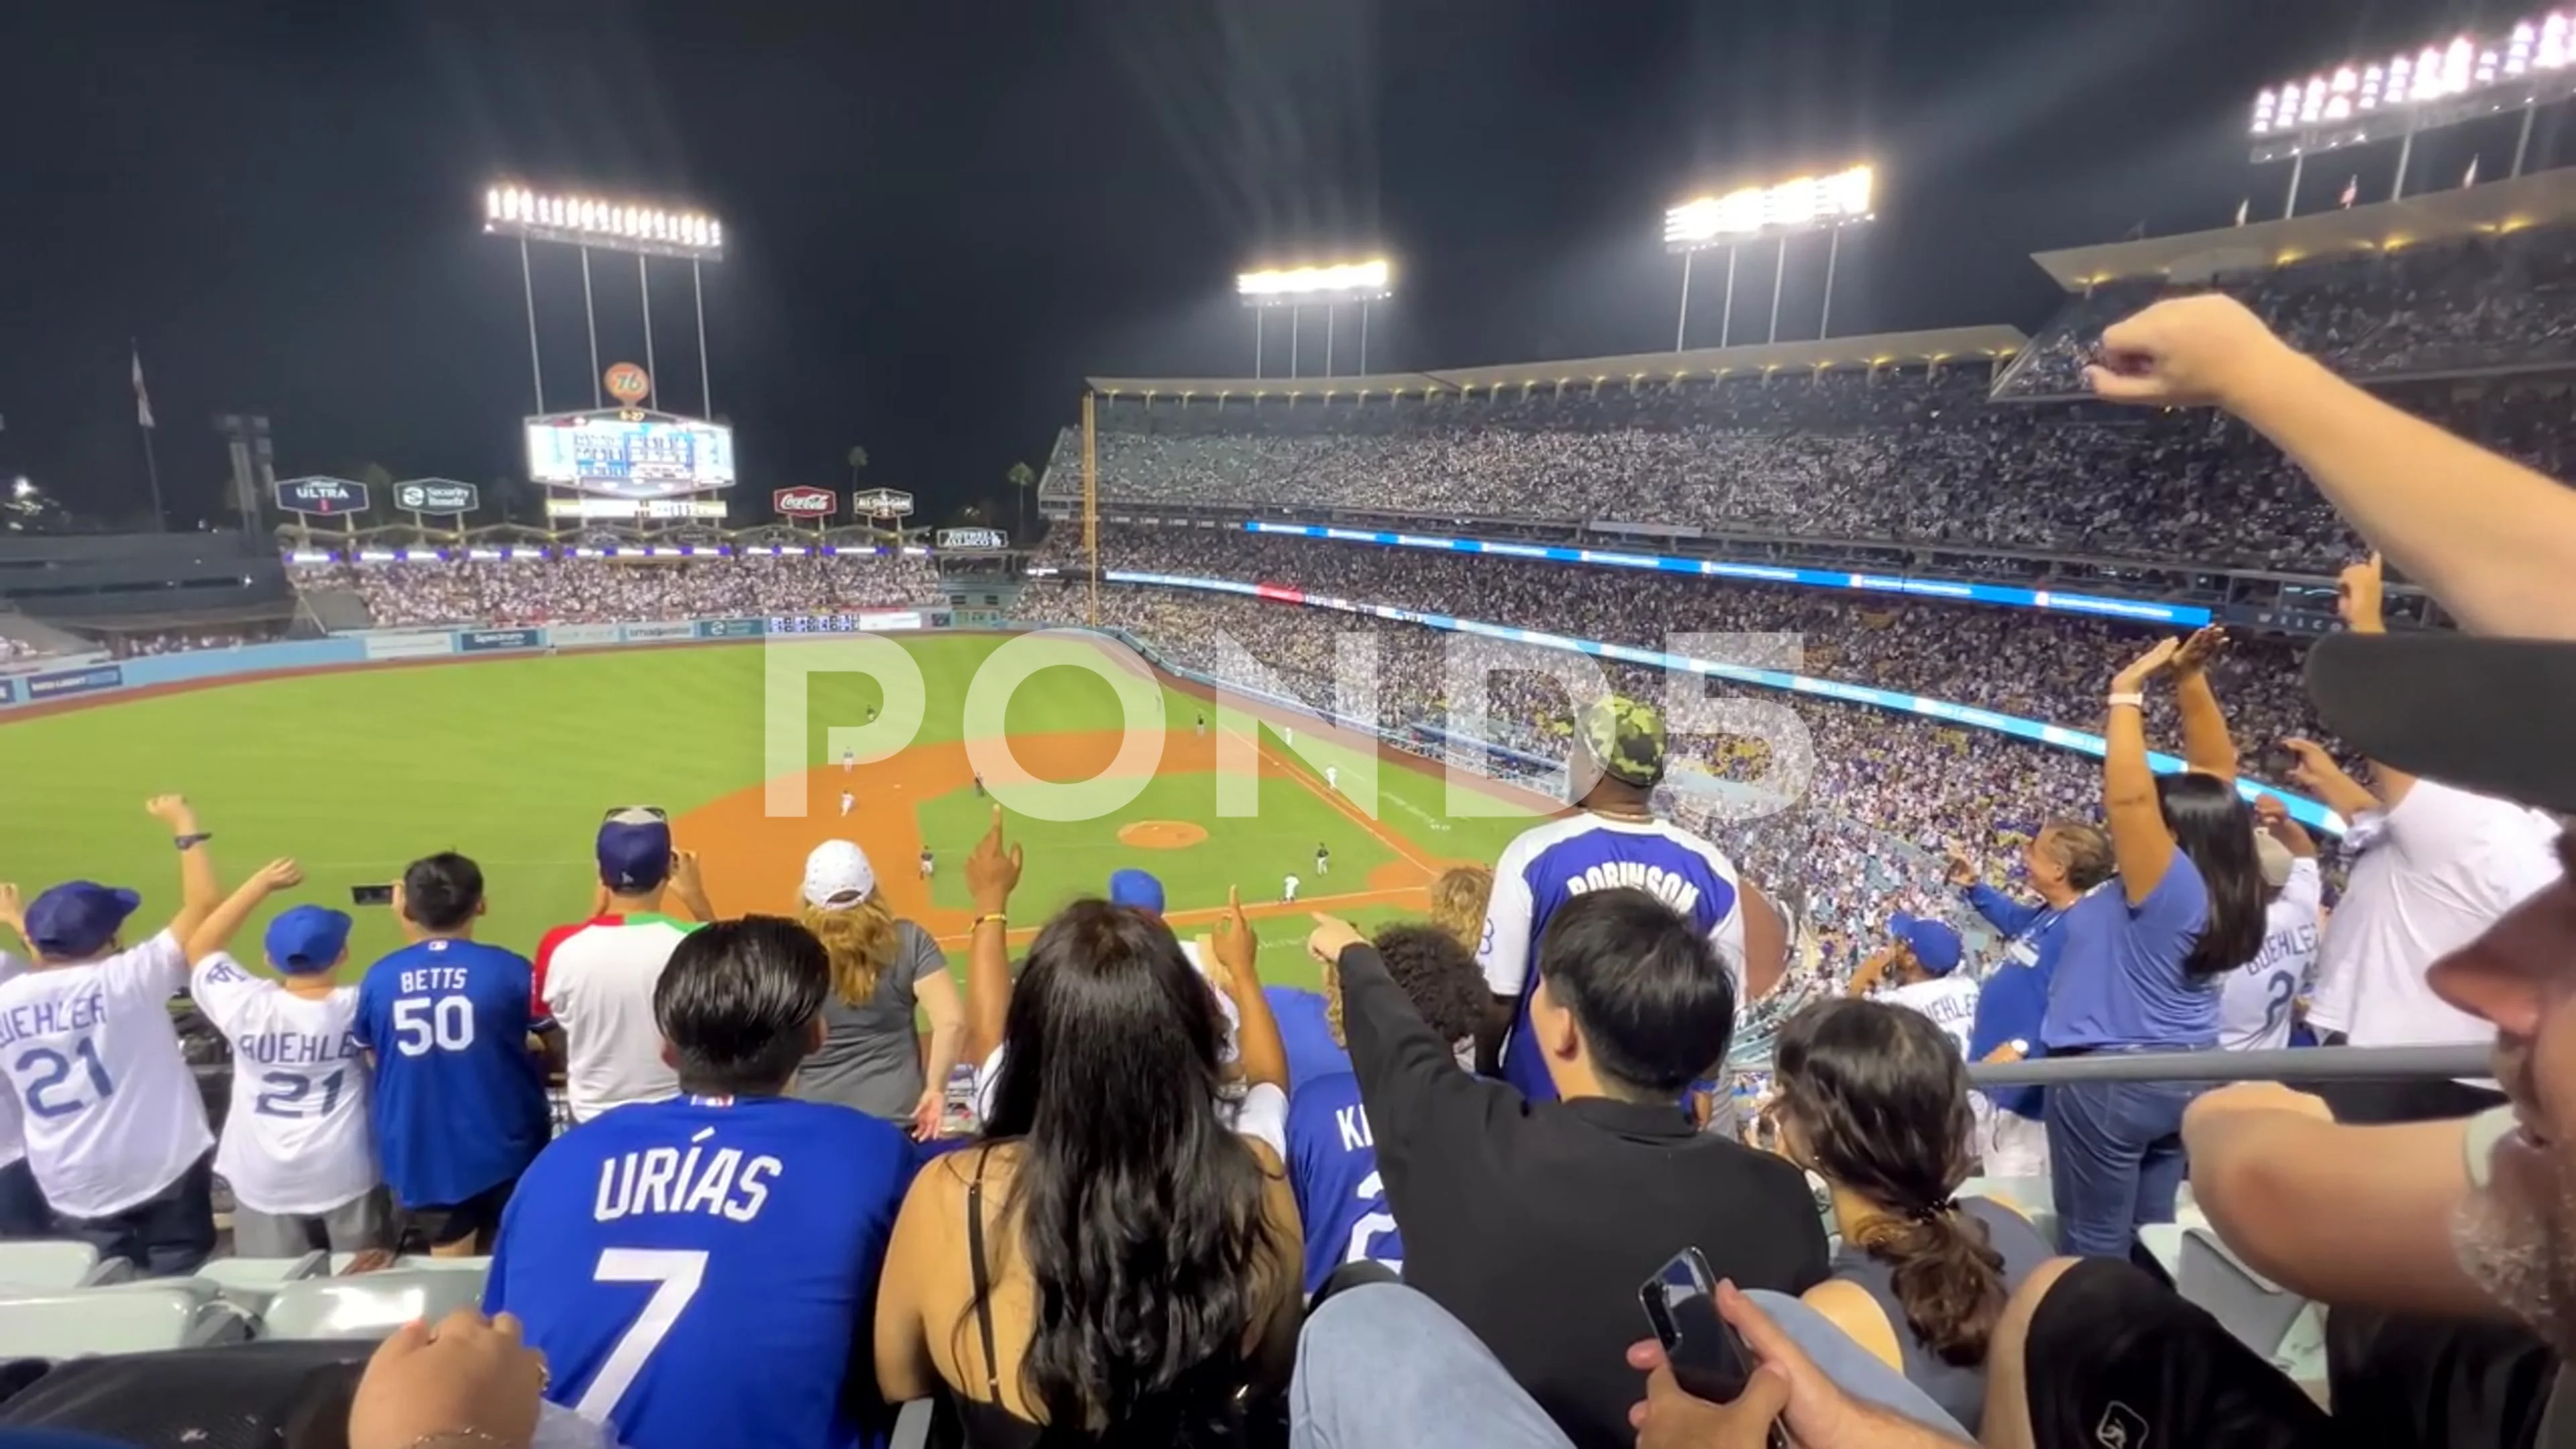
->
[1943, 847, 1978, 889]
[2172, 625, 2229, 676]
[965, 805, 1022, 914]
[1305, 913, 1368, 966]
[145, 795, 199, 833]
[2112, 637, 2183, 692]
[2084, 294, 2294, 411]
[252, 859, 305, 893]
[2279, 738, 2337, 792]
[2251, 794, 2289, 830]
[2337, 553, 2386, 633]
[1212, 885, 1257, 980]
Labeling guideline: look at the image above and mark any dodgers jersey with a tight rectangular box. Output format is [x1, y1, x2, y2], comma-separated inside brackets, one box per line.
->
[1286, 1071, 1401, 1297]
[2220, 858, 2324, 1053]
[484, 1095, 916, 1449]
[1479, 814, 1748, 1101]
[0, 930, 212, 1218]
[1879, 976, 1982, 1062]
[354, 938, 552, 1208]
[0, 953, 25, 1173]
[191, 954, 374, 1216]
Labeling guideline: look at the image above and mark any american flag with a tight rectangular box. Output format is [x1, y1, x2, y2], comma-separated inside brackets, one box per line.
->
[130, 346, 154, 430]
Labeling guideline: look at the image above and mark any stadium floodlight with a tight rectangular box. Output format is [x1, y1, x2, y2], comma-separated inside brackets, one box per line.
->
[2247, 9, 2576, 209]
[482, 180, 725, 429]
[1234, 257, 1393, 380]
[1663, 165, 1876, 352]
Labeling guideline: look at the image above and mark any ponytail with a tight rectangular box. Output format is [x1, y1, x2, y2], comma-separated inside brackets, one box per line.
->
[1849, 1203, 2010, 1366]
[796, 894, 902, 1005]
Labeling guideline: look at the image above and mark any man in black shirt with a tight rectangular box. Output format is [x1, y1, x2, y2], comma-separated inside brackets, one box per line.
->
[1307, 887, 1829, 1449]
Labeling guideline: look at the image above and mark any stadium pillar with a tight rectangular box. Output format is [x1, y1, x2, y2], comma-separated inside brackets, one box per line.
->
[1290, 307, 1300, 378]
[1818, 228, 1842, 339]
[639, 257, 658, 405]
[2284, 153, 2304, 219]
[1255, 309, 1266, 379]
[2392, 122, 2417, 201]
[1766, 234, 1788, 345]
[694, 260, 712, 417]
[1358, 302, 1370, 374]
[582, 248, 602, 408]
[1719, 244, 1737, 348]
[1081, 390, 1099, 629]
[519, 238, 546, 413]
[1326, 304, 1336, 376]
[1675, 248, 1695, 351]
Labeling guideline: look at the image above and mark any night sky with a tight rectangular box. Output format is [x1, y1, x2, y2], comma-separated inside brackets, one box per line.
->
[0, 0, 2525, 531]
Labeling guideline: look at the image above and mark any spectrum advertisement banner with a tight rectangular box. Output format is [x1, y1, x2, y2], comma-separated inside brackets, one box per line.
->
[362, 631, 457, 661]
[621, 621, 700, 643]
[456, 628, 543, 654]
[24, 665, 125, 700]
[547, 623, 623, 647]
[696, 618, 767, 640]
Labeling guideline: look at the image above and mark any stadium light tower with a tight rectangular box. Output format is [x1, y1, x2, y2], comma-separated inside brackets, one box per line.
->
[1236, 258, 1393, 378]
[1664, 164, 1875, 351]
[2250, 11, 2576, 215]
[482, 184, 727, 417]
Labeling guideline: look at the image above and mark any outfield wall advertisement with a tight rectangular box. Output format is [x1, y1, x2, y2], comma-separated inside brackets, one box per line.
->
[362, 632, 458, 661]
[457, 629, 544, 654]
[545, 623, 624, 648]
[23, 665, 125, 700]
[623, 621, 700, 643]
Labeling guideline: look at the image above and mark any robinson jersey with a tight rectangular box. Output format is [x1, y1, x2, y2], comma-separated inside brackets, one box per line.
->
[2219, 858, 2324, 1053]
[1286, 1072, 1401, 1297]
[191, 955, 374, 1215]
[0, 930, 212, 1218]
[1480, 814, 1748, 1102]
[1878, 975, 1982, 1062]
[485, 1095, 916, 1449]
[355, 938, 553, 1208]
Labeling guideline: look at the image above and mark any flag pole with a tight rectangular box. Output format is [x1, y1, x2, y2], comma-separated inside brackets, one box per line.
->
[140, 427, 165, 531]
[131, 339, 166, 531]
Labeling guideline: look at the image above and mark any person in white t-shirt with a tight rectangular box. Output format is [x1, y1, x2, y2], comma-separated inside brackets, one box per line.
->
[2218, 801, 2325, 1053]
[1283, 874, 1301, 904]
[188, 868, 386, 1256]
[0, 795, 225, 1273]
[533, 810, 715, 1124]
[0, 949, 38, 1238]
[1326, 765, 1340, 792]
[1849, 914, 1980, 1061]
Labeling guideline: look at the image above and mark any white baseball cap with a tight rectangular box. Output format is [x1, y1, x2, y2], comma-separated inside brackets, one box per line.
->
[801, 840, 878, 910]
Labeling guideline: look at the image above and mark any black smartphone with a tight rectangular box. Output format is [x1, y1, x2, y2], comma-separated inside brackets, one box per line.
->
[604, 805, 671, 822]
[1641, 1247, 1780, 1445]
[350, 884, 394, 907]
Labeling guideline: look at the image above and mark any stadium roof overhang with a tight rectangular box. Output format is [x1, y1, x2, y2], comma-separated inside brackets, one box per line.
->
[1085, 325, 2029, 399]
[2031, 167, 2576, 290]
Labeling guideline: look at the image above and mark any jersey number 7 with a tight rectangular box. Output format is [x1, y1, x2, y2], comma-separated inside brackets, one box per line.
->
[574, 1248, 709, 1421]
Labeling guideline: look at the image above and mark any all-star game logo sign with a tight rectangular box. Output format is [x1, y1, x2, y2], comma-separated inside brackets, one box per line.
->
[851, 487, 915, 518]
[604, 362, 651, 406]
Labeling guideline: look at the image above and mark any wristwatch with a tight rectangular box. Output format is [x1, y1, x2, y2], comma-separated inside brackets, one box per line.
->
[173, 832, 212, 851]
[2106, 692, 2146, 710]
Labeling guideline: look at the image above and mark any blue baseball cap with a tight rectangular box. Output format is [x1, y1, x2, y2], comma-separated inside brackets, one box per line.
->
[598, 810, 674, 893]
[1889, 914, 1964, 978]
[1108, 868, 1165, 916]
[265, 904, 353, 975]
[24, 882, 142, 959]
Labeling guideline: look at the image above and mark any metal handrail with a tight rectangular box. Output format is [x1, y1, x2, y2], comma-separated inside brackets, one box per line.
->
[1968, 1042, 2493, 1087]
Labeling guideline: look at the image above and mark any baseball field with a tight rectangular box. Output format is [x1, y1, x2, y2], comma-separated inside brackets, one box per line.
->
[0, 632, 1556, 983]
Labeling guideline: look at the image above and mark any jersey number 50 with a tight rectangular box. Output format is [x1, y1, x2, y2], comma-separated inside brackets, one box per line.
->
[392, 997, 476, 1057]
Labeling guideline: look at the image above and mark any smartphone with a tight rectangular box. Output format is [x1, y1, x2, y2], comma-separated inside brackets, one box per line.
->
[350, 884, 394, 907]
[604, 805, 670, 822]
[1641, 1248, 1778, 1440]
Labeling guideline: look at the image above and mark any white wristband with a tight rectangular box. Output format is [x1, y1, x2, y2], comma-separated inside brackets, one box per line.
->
[2107, 692, 2146, 710]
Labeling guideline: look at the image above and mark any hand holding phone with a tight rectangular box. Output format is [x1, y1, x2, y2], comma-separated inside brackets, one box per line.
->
[351, 884, 394, 907]
[1639, 1248, 1788, 1449]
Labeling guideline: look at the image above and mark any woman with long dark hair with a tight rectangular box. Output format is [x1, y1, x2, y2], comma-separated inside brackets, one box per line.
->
[2042, 628, 2268, 1257]
[873, 898, 1301, 1446]
[1770, 998, 2053, 1429]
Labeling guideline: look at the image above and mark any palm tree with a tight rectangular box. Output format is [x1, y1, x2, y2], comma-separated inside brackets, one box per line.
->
[846, 445, 869, 493]
[1005, 460, 1034, 544]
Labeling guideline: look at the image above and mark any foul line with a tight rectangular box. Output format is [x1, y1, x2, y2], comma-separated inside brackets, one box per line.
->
[1239, 725, 1444, 877]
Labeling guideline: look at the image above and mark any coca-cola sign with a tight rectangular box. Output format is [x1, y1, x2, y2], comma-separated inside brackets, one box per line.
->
[772, 487, 837, 518]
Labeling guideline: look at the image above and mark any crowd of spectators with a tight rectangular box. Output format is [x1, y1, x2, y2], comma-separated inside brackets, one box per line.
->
[1039, 225, 2576, 574]
[291, 553, 942, 629]
[2001, 221, 2576, 397]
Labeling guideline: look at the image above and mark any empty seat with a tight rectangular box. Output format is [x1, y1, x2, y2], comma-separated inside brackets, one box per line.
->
[189, 1254, 330, 1317]
[0, 1241, 131, 1292]
[258, 1270, 488, 1341]
[0, 1287, 246, 1359]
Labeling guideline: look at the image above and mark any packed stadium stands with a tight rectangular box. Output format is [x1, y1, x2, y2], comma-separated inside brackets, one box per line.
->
[290, 551, 943, 629]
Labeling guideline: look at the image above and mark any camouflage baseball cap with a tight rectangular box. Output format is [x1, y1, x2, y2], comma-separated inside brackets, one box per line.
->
[1578, 695, 1666, 788]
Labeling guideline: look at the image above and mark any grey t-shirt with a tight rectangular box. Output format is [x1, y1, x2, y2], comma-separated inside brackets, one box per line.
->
[792, 919, 947, 1124]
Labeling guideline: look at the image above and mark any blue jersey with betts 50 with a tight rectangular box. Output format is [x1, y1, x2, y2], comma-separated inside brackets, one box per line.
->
[1287, 1073, 1400, 1296]
[1477, 815, 1749, 1102]
[484, 1095, 916, 1449]
[354, 938, 551, 1208]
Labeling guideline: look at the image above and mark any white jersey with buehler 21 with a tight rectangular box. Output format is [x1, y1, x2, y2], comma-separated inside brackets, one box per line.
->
[0, 931, 212, 1218]
[354, 938, 553, 1210]
[1286, 1071, 1401, 1296]
[484, 1095, 916, 1449]
[1479, 816, 1748, 1103]
[191, 953, 374, 1216]
[2220, 857, 2324, 1053]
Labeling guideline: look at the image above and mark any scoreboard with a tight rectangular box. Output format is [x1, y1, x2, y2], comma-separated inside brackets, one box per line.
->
[525, 411, 736, 496]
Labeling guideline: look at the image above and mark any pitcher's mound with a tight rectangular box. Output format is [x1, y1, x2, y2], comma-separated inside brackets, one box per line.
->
[1118, 820, 1210, 850]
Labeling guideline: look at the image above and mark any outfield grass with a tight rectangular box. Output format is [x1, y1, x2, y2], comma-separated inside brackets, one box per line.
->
[0, 634, 1549, 989]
